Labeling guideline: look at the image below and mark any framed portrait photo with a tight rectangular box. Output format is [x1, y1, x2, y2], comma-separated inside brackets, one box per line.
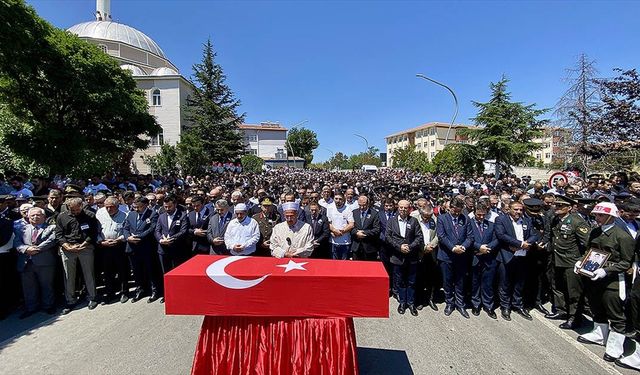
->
[578, 248, 611, 278]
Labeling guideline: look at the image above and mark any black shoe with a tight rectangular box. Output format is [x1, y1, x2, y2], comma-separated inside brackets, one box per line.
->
[397, 303, 406, 315]
[457, 307, 470, 319]
[101, 294, 115, 305]
[148, 293, 160, 303]
[19, 310, 36, 320]
[444, 304, 454, 316]
[415, 304, 423, 311]
[472, 307, 481, 316]
[534, 304, 550, 315]
[501, 308, 511, 321]
[559, 317, 580, 330]
[160, 297, 164, 304]
[603, 353, 619, 362]
[428, 300, 438, 311]
[131, 290, 145, 303]
[484, 308, 497, 320]
[61, 305, 75, 315]
[409, 305, 418, 316]
[44, 307, 56, 315]
[514, 308, 532, 321]
[87, 300, 98, 310]
[120, 294, 129, 304]
[545, 312, 567, 320]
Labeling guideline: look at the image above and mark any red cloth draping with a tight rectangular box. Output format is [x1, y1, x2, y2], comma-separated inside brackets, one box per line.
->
[191, 316, 359, 375]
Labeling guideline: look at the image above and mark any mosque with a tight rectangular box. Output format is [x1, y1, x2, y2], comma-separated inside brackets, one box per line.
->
[66, 0, 300, 173]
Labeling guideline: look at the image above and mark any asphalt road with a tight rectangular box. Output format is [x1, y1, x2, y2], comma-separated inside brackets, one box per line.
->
[0, 299, 637, 375]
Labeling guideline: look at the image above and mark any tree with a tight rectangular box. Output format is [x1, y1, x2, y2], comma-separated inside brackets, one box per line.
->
[326, 152, 350, 170]
[176, 132, 210, 176]
[432, 144, 484, 175]
[142, 144, 179, 176]
[240, 154, 264, 173]
[460, 77, 547, 178]
[592, 68, 640, 144]
[390, 145, 432, 172]
[554, 54, 601, 171]
[286, 127, 319, 166]
[185, 39, 244, 164]
[0, 0, 159, 176]
[347, 146, 381, 170]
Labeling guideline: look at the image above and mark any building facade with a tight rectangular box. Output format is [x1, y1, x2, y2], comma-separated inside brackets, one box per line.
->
[385, 122, 569, 168]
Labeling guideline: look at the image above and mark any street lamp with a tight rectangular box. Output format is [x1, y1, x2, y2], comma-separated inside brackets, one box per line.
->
[416, 74, 459, 146]
[353, 133, 369, 152]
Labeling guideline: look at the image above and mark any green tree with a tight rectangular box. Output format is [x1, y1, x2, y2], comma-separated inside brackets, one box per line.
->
[347, 147, 381, 170]
[185, 39, 244, 163]
[460, 77, 547, 178]
[142, 144, 179, 176]
[390, 145, 432, 172]
[0, 0, 159, 176]
[286, 127, 319, 166]
[176, 132, 210, 176]
[432, 144, 484, 175]
[593, 68, 640, 144]
[326, 152, 350, 170]
[240, 154, 264, 173]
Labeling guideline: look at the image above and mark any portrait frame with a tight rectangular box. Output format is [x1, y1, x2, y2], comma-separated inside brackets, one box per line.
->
[578, 248, 611, 277]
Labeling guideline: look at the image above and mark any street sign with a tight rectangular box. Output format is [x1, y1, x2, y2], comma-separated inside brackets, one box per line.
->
[548, 172, 568, 188]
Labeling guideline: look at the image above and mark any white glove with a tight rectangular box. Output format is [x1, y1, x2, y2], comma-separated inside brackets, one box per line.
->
[573, 261, 582, 275]
[590, 268, 607, 280]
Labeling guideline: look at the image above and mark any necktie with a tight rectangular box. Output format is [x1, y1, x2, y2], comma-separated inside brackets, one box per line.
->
[452, 216, 459, 236]
[312, 216, 317, 230]
[361, 211, 366, 224]
[32, 227, 39, 244]
[195, 212, 199, 224]
[477, 221, 484, 236]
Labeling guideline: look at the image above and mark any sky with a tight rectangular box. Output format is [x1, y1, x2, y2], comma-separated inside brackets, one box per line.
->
[27, 0, 640, 162]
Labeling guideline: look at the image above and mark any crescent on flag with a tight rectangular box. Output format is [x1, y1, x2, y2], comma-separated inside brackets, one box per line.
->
[206, 256, 270, 290]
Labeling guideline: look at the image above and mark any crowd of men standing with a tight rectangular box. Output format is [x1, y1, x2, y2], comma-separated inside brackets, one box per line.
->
[0, 168, 638, 371]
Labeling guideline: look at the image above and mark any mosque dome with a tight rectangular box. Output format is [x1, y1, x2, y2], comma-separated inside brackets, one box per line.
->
[120, 64, 146, 76]
[67, 21, 166, 59]
[150, 67, 179, 76]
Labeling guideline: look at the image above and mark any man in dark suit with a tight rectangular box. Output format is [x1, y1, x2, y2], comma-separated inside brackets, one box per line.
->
[155, 195, 190, 286]
[14, 207, 57, 318]
[470, 201, 499, 319]
[436, 197, 474, 318]
[378, 198, 396, 295]
[495, 200, 540, 321]
[207, 199, 232, 255]
[123, 196, 161, 303]
[386, 199, 424, 316]
[416, 205, 440, 311]
[188, 195, 211, 255]
[350, 195, 380, 261]
[305, 202, 330, 259]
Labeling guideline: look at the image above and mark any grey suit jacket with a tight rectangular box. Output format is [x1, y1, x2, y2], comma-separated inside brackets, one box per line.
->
[207, 212, 232, 255]
[14, 224, 57, 272]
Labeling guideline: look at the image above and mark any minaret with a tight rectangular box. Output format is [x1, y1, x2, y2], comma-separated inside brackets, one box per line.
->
[95, 0, 112, 21]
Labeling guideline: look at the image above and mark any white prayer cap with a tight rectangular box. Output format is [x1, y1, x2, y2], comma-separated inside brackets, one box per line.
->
[282, 202, 299, 212]
[234, 203, 248, 212]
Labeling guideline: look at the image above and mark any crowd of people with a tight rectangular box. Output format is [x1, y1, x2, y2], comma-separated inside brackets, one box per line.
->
[0, 168, 639, 371]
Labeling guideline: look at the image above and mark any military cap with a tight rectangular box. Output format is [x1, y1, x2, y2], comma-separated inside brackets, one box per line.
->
[523, 198, 544, 212]
[259, 196, 274, 206]
[64, 184, 83, 195]
[554, 195, 577, 206]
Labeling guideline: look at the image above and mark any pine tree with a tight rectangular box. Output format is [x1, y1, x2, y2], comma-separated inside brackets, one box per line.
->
[184, 39, 244, 165]
[461, 77, 548, 178]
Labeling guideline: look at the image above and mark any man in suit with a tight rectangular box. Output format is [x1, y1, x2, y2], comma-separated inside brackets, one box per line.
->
[123, 196, 161, 303]
[207, 199, 232, 255]
[305, 201, 330, 259]
[188, 195, 211, 255]
[155, 195, 190, 290]
[378, 198, 397, 296]
[14, 207, 57, 318]
[386, 199, 424, 316]
[436, 197, 474, 318]
[350, 195, 380, 261]
[416, 205, 440, 311]
[469, 201, 499, 319]
[495, 200, 540, 321]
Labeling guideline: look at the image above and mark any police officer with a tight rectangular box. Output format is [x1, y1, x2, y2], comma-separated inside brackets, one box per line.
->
[577, 202, 635, 363]
[545, 195, 590, 329]
[523, 197, 552, 315]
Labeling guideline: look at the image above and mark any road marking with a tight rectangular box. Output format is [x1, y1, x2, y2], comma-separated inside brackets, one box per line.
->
[531, 310, 623, 375]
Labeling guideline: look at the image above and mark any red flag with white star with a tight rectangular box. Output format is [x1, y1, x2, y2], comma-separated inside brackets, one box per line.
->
[164, 255, 389, 317]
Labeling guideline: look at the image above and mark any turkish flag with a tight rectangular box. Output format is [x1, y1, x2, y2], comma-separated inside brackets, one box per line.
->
[164, 255, 389, 318]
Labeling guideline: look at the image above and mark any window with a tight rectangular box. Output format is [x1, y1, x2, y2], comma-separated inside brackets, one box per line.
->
[423, 142, 427, 148]
[151, 89, 161, 106]
[275, 148, 286, 159]
[97, 44, 107, 54]
[536, 154, 541, 160]
[430, 140, 435, 147]
[430, 152, 435, 158]
[430, 128, 435, 135]
[150, 133, 164, 146]
[245, 134, 257, 142]
[248, 149, 258, 155]
[545, 153, 551, 159]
